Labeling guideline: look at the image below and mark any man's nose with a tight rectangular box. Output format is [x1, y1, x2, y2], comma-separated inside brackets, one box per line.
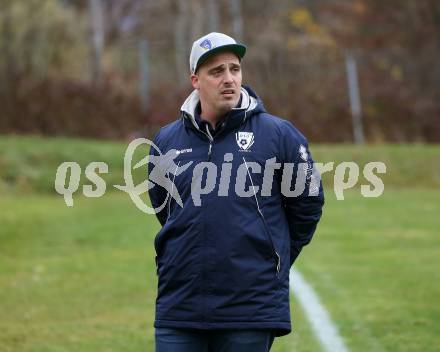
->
[223, 69, 234, 84]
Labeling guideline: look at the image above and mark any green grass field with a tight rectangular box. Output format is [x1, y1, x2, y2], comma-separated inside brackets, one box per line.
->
[1, 136, 439, 351]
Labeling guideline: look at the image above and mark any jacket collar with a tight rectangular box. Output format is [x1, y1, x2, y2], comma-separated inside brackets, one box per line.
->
[181, 86, 259, 135]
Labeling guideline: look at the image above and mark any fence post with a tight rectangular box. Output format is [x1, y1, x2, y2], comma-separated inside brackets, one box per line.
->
[345, 51, 365, 144]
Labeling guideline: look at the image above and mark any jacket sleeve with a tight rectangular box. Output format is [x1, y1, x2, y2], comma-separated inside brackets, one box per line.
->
[279, 121, 325, 267]
[148, 131, 168, 227]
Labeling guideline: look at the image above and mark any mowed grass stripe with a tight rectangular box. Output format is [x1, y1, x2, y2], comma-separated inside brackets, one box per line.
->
[1, 136, 440, 194]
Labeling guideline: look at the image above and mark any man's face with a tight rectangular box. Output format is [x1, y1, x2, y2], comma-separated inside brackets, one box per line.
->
[191, 52, 242, 118]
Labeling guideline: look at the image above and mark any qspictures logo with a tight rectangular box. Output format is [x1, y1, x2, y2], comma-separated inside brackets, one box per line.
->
[54, 138, 386, 213]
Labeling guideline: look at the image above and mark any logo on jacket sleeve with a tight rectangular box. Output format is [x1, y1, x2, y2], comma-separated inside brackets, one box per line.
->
[299, 144, 308, 161]
[236, 132, 255, 151]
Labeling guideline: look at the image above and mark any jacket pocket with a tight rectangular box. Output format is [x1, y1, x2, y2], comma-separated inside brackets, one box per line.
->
[242, 156, 281, 278]
[258, 209, 281, 278]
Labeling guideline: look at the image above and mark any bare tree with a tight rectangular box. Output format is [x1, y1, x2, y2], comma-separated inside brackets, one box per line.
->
[190, 0, 205, 41]
[228, 0, 243, 41]
[89, 0, 105, 84]
[138, 39, 149, 113]
[174, 1, 190, 87]
[207, 0, 219, 32]
[0, 10, 14, 93]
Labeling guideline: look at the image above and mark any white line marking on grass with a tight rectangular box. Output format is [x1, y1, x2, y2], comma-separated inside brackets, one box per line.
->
[313, 271, 385, 352]
[290, 269, 350, 352]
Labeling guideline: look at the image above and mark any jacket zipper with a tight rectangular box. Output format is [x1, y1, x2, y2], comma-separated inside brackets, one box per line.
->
[166, 161, 181, 221]
[205, 124, 214, 161]
[183, 112, 214, 160]
[242, 157, 281, 278]
[202, 124, 214, 322]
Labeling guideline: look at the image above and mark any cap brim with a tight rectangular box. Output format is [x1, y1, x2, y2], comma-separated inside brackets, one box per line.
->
[194, 44, 246, 73]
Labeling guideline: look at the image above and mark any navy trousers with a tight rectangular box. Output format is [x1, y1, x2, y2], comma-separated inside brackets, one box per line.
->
[155, 327, 275, 352]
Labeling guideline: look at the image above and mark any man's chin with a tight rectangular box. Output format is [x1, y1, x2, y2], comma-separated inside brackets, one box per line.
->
[220, 97, 239, 110]
[218, 103, 235, 115]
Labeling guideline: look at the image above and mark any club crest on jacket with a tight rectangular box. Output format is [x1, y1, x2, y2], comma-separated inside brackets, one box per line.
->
[236, 132, 254, 151]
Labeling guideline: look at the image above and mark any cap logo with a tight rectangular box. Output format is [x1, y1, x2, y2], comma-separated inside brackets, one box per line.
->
[200, 39, 212, 50]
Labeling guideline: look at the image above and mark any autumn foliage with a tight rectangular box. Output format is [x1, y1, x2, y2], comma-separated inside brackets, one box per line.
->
[0, 0, 439, 142]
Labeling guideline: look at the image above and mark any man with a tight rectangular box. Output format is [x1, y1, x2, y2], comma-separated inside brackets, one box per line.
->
[148, 32, 324, 352]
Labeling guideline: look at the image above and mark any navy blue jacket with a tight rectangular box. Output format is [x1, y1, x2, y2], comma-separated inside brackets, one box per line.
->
[148, 86, 324, 337]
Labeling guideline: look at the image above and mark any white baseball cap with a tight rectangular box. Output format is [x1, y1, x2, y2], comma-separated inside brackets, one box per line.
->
[189, 32, 246, 73]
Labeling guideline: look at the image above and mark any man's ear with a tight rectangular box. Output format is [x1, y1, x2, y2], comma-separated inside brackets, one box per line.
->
[190, 74, 199, 90]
